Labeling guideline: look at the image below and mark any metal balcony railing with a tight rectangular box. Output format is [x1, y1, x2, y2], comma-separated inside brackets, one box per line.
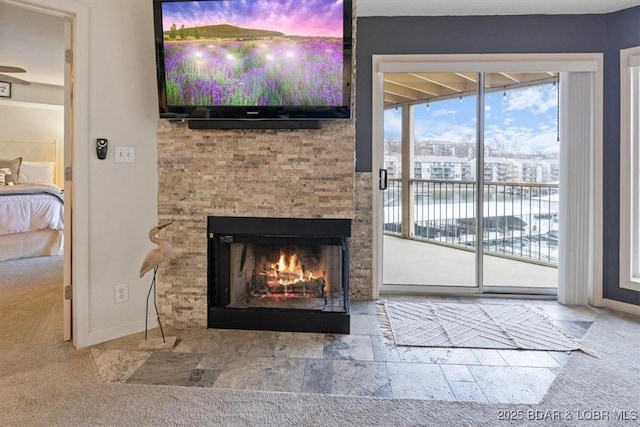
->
[383, 178, 559, 265]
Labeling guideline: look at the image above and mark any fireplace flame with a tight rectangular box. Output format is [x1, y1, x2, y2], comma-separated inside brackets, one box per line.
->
[273, 251, 312, 284]
[261, 250, 325, 296]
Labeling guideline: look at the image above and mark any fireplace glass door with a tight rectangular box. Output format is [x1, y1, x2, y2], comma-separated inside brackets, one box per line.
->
[228, 237, 346, 313]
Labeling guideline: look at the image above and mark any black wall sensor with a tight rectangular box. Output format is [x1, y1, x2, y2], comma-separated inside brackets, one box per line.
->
[96, 138, 108, 160]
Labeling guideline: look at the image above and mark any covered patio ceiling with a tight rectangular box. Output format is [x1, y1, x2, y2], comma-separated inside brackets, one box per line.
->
[383, 72, 559, 108]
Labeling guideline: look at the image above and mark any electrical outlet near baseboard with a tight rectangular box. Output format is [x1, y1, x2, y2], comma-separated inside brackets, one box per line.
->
[115, 283, 128, 303]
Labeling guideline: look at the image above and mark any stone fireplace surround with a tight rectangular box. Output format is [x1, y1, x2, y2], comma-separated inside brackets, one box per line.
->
[156, 119, 372, 328]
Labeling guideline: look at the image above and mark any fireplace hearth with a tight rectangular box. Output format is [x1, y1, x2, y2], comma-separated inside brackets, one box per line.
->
[208, 216, 351, 333]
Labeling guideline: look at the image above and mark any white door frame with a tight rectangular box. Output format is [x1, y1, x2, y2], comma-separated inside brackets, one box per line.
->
[371, 53, 604, 305]
[63, 15, 72, 340]
[6, 0, 90, 347]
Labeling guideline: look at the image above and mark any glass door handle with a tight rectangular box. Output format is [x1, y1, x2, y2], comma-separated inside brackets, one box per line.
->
[379, 168, 388, 190]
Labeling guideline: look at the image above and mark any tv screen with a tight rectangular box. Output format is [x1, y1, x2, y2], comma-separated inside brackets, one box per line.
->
[153, 0, 352, 121]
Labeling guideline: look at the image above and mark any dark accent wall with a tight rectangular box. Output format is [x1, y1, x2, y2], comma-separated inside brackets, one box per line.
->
[356, 7, 640, 305]
[603, 6, 640, 305]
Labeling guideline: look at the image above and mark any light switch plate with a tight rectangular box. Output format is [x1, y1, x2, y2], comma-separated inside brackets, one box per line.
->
[115, 146, 135, 163]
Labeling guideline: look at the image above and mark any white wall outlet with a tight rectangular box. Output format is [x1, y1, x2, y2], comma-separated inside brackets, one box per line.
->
[115, 283, 128, 303]
[114, 146, 135, 163]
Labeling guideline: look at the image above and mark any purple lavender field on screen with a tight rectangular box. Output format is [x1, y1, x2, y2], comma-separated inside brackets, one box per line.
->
[161, 0, 345, 106]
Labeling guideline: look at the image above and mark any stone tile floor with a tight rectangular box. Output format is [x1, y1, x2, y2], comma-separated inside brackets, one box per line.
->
[90, 296, 599, 404]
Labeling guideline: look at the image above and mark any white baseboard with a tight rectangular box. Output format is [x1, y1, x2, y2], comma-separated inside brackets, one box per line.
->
[85, 318, 158, 348]
[603, 298, 640, 317]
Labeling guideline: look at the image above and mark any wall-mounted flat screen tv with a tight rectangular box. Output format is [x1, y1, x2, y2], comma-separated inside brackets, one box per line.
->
[153, 0, 352, 121]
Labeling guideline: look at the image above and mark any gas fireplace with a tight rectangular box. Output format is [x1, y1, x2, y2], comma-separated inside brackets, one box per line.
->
[208, 216, 351, 333]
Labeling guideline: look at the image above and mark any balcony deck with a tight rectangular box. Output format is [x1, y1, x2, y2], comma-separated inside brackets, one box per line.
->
[383, 235, 557, 290]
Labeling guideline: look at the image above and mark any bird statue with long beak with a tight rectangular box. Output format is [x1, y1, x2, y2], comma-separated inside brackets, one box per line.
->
[140, 222, 172, 343]
[140, 222, 173, 278]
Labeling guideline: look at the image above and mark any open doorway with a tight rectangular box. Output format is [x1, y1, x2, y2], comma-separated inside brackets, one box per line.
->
[0, 2, 71, 339]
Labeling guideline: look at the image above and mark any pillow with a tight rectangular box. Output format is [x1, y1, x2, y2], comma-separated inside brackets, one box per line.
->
[0, 168, 10, 185]
[0, 158, 22, 185]
[19, 161, 55, 185]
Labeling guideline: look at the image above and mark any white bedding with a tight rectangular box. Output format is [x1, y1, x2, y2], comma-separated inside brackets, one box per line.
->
[0, 229, 63, 261]
[0, 184, 64, 236]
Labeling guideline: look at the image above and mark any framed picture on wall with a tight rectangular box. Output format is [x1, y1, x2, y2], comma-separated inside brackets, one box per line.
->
[0, 81, 11, 98]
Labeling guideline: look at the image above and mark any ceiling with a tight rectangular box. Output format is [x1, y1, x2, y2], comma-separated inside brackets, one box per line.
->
[0, 3, 65, 87]
[0, 1, 637, 88]
[358, 0, 640, 17]
[384, 72, 558, 108]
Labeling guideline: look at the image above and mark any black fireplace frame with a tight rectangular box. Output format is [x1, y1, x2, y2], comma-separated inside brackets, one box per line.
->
[207, 216, 351, 333]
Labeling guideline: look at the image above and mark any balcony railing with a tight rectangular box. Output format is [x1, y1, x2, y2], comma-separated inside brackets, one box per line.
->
[383, 178, 559, 265]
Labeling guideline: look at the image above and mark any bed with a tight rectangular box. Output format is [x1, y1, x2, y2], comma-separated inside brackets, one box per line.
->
[0, 140, 64, 261]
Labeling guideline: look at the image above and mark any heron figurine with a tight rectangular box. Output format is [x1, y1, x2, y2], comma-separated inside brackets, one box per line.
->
[140, 222, 172, 342]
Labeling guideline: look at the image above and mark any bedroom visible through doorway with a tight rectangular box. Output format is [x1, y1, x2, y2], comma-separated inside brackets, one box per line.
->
[0, 1, 73, 340]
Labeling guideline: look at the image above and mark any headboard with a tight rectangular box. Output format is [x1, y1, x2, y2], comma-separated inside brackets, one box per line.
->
[0, 140, 60, 186]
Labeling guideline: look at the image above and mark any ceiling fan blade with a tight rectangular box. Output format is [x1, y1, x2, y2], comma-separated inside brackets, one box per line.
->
[0, 66, 26, 73]
[0, 74, 31, 85]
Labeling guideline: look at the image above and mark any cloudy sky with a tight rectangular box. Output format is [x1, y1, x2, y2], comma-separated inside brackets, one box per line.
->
[161, 0, 344, 38]
[384, 83, 559, 154]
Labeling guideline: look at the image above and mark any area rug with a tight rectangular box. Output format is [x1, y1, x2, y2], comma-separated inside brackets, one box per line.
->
[380, 301, 582, 351]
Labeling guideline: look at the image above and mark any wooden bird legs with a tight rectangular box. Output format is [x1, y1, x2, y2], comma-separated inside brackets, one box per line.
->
[145, 265, 166, 343]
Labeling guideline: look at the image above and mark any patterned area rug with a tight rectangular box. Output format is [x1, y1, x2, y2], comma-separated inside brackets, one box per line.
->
[380, 302, 581, 351]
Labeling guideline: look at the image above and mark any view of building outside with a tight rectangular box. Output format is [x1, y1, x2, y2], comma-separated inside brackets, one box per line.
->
[383, 82, 560, 266]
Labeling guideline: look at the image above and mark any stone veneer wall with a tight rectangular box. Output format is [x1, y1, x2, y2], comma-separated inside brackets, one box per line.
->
[351, 172, 373, 299]
[156, 119, 372, 327]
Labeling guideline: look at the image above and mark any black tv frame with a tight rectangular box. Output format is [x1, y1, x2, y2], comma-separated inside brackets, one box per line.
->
[153, 0, 353, 128]
[187, 119, 322, 130]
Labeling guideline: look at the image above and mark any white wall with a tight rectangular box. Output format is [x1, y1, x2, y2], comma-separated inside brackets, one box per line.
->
[83, 0, 159, 343]
[0, 102, 65, 186]
[9, 0, 160, 346]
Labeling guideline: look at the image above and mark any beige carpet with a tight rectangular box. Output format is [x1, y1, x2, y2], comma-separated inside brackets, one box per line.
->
[0, 256, 71, 378]
[382, 301, 581, 351]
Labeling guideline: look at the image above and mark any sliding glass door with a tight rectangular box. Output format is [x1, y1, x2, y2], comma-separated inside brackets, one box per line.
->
[383, 74, 479, 288]
[482, 74, 559, 291]
[381, 70, 559, 293]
